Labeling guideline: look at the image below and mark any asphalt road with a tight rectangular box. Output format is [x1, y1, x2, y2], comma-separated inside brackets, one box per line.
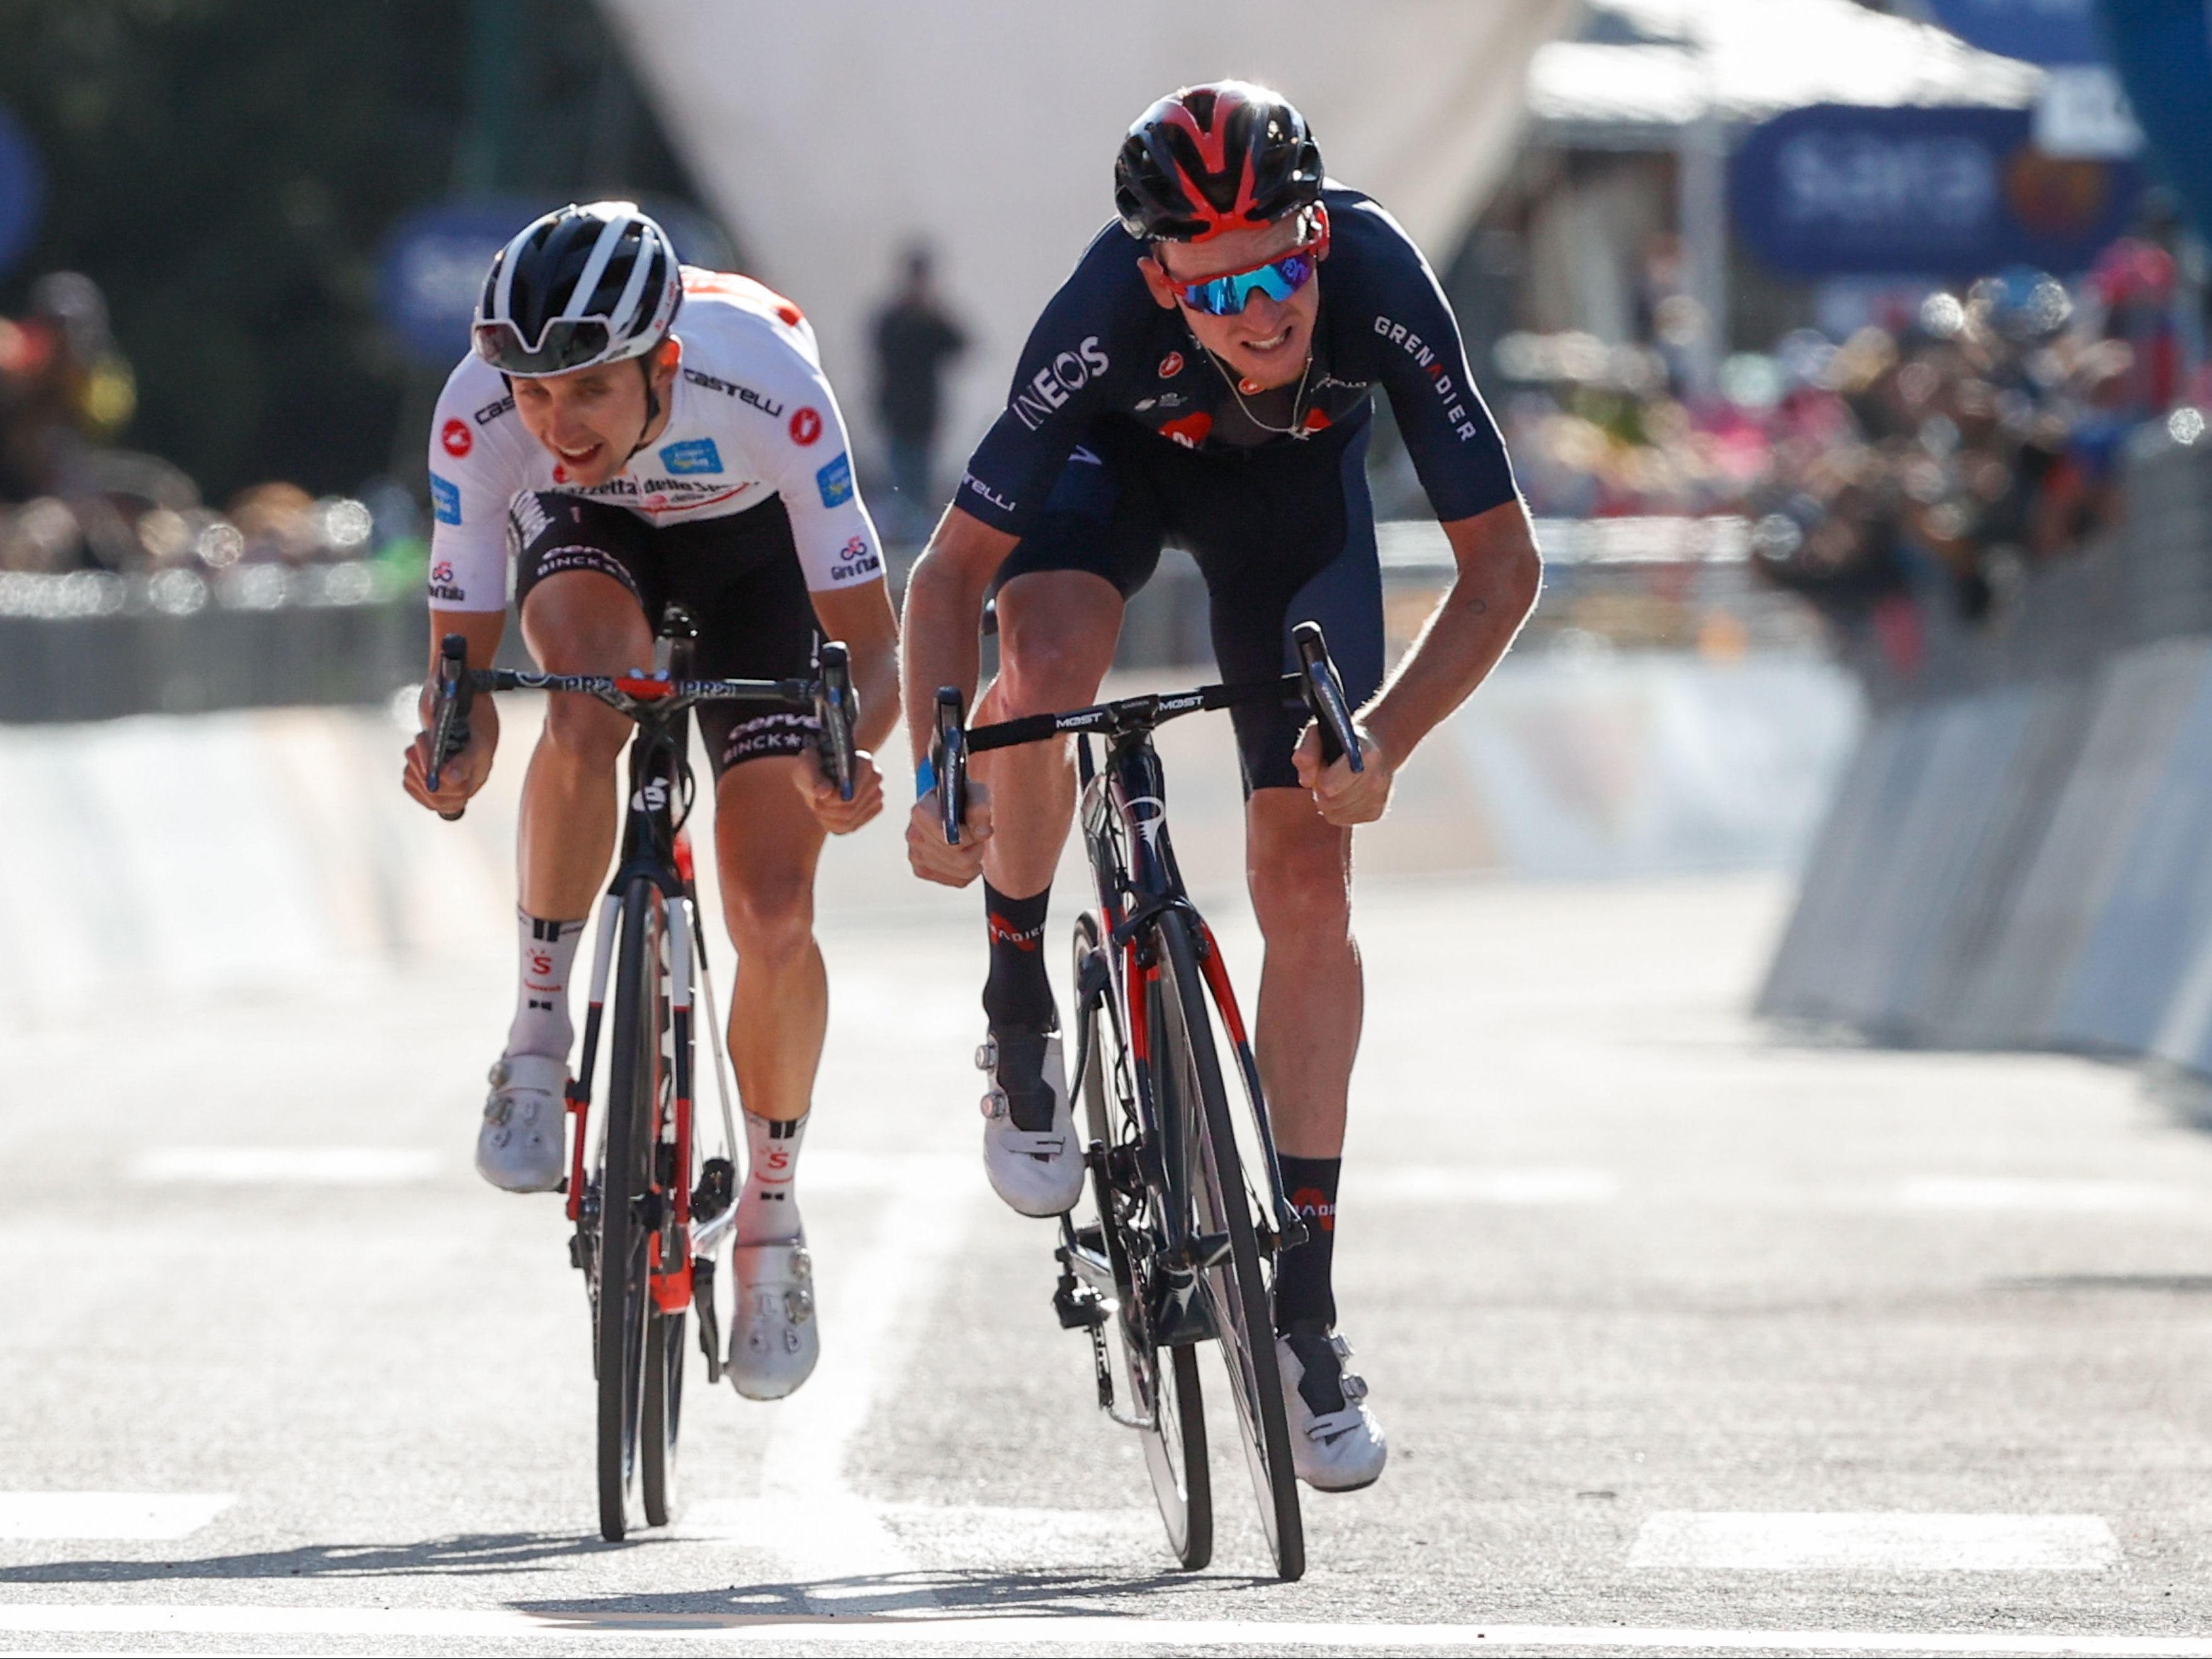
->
[4, 871, 2212, 1656]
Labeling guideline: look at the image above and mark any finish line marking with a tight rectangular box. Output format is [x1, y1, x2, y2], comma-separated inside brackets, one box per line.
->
[0, 1493, 233, 1541]
[1630, 1513, 2119, 1572]
[0, 1605, 2199, 1653]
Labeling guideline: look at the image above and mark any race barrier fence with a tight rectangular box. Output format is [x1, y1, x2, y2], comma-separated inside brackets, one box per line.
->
[1759, 428, 2212, 1073]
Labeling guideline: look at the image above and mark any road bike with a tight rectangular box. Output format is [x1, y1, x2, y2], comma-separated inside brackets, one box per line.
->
[930, 621, 1363, 1582]
[426, 604, 856, 1541]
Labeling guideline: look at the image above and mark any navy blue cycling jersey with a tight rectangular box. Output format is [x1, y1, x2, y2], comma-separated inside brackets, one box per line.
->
[958, 184, 1518, 537]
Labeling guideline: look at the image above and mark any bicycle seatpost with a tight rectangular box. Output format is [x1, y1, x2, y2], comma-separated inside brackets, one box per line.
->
[932, 686, 968, 846]
[426, 631, 475, 821]
[1292, 620, 1363, 774]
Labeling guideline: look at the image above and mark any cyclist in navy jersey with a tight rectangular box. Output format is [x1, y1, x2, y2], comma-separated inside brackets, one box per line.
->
[902, 84, 1542, 1492]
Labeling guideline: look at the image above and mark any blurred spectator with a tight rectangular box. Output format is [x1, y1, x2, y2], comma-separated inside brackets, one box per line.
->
[1490, 234, 2202, 648]
[870, 244, 966, 541]
[0, 272, 136, 504]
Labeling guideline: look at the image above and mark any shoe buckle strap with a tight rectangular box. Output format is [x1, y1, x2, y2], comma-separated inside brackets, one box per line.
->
[1306, 1407, 1366, 1443]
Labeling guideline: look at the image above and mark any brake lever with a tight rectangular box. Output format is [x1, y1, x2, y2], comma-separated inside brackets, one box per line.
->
[933, 686, 967, 846]
[813, 640, 857, 803]
[1292, 620, 1363, 774]
[425, 633, 475, 821]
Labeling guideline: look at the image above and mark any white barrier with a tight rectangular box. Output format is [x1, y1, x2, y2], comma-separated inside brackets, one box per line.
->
[0, 651, 1858, 1028]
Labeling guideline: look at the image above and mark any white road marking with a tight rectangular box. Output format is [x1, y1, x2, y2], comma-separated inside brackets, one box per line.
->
[0, 1604, 2202, 1652]
[745, 1167, 976, 1608]
[1629, 1512, 2119, 1571]
[1355, 1166, 1622, 1204]
[1891, 1177, 2191, 1215]
[128, 1147, 441, 1185]
[0, 1492, 233, 1540]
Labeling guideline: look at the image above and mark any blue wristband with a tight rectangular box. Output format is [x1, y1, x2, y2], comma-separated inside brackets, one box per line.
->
[915, 756, 937, 798]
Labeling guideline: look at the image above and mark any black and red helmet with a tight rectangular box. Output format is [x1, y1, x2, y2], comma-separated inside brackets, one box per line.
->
[1114, 82, 1323, 244]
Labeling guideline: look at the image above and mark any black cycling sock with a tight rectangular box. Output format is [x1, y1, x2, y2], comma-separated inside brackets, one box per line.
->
[981, 880, 1055, 1033]
[1273, 1155, 1341, 1335]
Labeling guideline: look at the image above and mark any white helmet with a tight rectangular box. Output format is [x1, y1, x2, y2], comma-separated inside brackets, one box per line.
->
[472, 201, 681, 377]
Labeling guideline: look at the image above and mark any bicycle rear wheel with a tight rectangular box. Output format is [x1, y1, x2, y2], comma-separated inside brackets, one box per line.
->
[1075, 914, 1210, 1570]
[1155, 913, 1304, 1582]
[595, 877, 662, 1542]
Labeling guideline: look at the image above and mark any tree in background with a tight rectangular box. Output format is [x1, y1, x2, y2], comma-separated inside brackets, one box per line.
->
[0, 0, 708, 505]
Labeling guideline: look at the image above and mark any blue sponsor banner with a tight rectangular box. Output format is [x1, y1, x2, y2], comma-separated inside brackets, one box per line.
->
[1732, 104, 2141, 278]
[658, 436, 721, 475]
[428, 472, 461, 526]
[378, 195, 737, 366]
[0, 105, 42, 277]
[815, 453, 854, 508]
[1929, 0, 2108, 65]
[2097, 0, 2212, 235]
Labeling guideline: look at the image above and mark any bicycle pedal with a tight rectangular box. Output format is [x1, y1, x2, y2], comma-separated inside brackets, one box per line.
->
[1052, 1269, 1106, 1331]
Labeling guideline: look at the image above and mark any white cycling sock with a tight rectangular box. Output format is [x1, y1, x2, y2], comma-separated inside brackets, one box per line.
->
[507, 910, 586, 1062]
[736, 1111, 807, 1245]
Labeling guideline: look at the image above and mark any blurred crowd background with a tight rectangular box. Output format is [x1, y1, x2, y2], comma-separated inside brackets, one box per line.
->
[0, 0, 2202, 708]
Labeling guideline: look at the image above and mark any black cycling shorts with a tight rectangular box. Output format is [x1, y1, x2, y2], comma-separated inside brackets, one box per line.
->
[991, 413, 1386, 793]
[509, 490, 821, 776]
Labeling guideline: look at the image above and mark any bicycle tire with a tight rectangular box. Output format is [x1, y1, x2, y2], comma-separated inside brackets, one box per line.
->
[1155, 913, 1305, 1582]
[596, 877, 661, 1542]
[1075, 914, 1210, 1571]
[641, 1299, 684, 1527]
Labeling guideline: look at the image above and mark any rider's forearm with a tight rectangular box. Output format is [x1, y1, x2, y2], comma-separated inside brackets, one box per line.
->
[898, 508, 1015, 773]
[1362, 501, 1542, 767]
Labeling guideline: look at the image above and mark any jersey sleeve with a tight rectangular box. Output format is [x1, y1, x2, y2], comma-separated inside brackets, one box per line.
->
[1336, 200, 1520, 524]
[746, 340, 888, 594]
[956, 224, 1149, 537]
[424, 358, 522, 613]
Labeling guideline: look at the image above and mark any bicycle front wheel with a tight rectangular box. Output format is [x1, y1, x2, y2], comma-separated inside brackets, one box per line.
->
[1075, 914, 1210, 1570]
[1154, 913, 1304, 1582]
[595, 877, 663, 1542]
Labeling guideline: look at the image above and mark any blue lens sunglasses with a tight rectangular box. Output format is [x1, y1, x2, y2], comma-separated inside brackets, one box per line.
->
[1166, 220, 1329, 317]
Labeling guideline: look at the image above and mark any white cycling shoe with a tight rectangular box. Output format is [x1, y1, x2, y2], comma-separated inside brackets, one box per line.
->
[976, 1026, 1084, 1217]
[475, 1054, 568, 1194]
[1277, 1325, 1389, 1492]
[726, 1237, 819, 1400]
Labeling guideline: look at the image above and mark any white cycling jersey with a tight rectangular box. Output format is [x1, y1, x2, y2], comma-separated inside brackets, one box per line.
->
[425, 267, 884, 613]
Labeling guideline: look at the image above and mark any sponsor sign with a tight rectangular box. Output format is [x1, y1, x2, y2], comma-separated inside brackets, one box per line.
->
[789, 406, 823, 445]
[440, 417, 472, 458]
[1927, 0, 2105, 66]
[0, 105, 41, 278]
[1732, 104, 2140, 276]
[429, 473, 461, 526]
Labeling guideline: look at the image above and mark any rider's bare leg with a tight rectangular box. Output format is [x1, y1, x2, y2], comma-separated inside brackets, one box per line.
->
[971, 570, 1123, 900]
[713, 754, 831, 1123]
[516, 569, 652, 920]
[714, 754, 829, 1260]
[1244, 786, 1360, 1159]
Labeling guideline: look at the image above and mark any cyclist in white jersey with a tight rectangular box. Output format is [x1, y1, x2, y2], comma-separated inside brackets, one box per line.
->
[400, 202, 900, 1403]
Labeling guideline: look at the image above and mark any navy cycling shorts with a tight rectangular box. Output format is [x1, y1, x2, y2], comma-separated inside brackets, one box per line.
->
[991, 413, 1385, 793]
